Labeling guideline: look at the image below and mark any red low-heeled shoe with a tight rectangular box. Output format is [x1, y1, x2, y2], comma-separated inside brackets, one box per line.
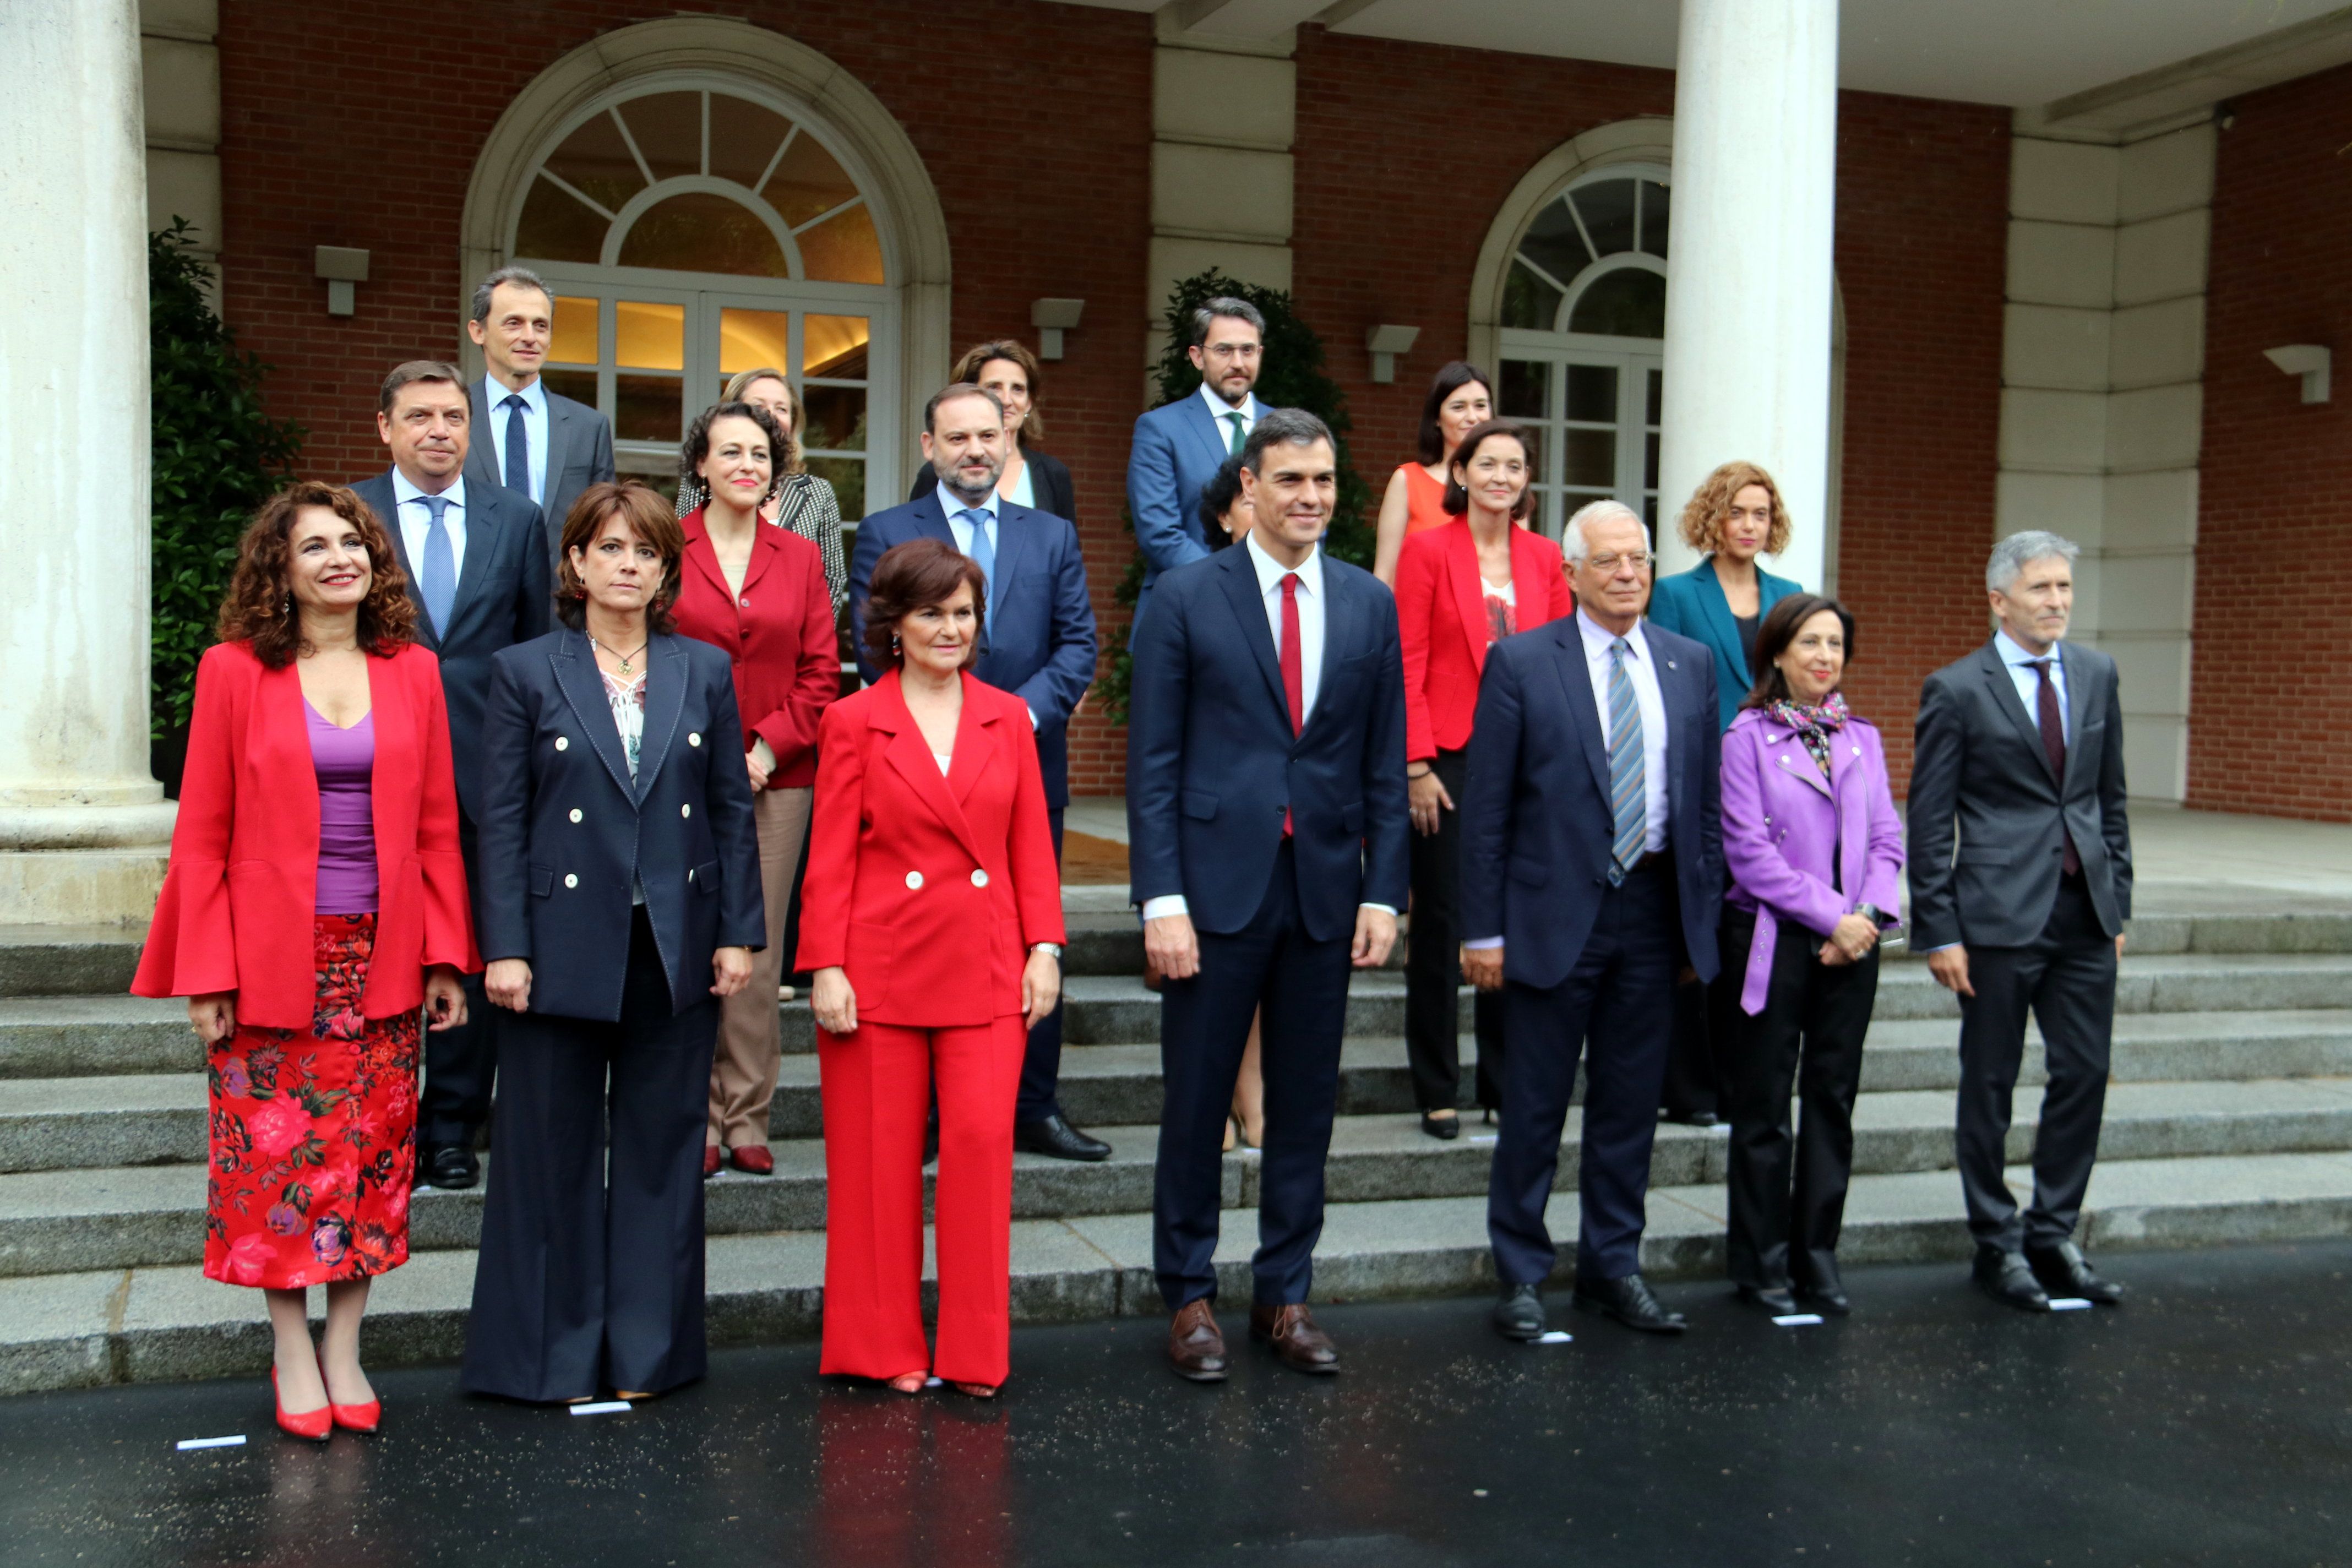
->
[272, 1367, 332, 1442]
[703, 1145, 723, 1179]
[729, 1145, 775, 1176]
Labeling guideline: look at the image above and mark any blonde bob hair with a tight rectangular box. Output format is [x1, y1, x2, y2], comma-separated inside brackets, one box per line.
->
[1677, 460, 1793, 557]
[720, 367, 805, 473]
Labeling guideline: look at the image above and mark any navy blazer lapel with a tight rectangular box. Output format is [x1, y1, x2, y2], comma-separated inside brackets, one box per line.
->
[550, 633, 638, 802]
[1180, 394, 1235, 472]
[1300, 561, 1360, 743]
[991, 501, 1036, 613]
[1215, 548, 1292, 726]
[1978, 641, 2058, 785]
[1547, 619, 1615, 805]
[442, 484, 504, 634]
[911, 487, 958, 543]
[372, 478, 443, 652]
[633, 636, 688, 804]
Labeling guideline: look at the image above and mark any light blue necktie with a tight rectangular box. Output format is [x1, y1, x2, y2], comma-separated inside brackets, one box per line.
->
[958, 508, 996, 634]
[1606, 638, 1647, 884]
[418, 494, 456, 637]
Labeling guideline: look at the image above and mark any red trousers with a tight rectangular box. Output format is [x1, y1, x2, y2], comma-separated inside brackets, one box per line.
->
[818, 1016, 1026, 1387]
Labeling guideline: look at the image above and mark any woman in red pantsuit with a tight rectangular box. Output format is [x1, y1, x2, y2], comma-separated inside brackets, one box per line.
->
[134, 482, 477, 1440]
[801, 538, 1064, 1398]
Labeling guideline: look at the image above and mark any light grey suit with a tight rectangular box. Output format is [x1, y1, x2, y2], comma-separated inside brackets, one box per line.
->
[465, 376, 617, 567]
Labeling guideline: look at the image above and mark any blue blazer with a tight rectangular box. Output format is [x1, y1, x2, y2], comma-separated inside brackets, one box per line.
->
[1125, 546, 1410, 941]
[1646, 557, 1803, 732]
[1124, 391, 1261, 638]
[353, 470, 552, 821]
[848, 489, 1097, 808]
[1458, 616, 1725, 989]
[475, 629, 765, 1020]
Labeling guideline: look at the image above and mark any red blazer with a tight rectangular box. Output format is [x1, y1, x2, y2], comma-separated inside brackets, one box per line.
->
[132, 640, 479, 1028]
[671, 509, 839, 789]
[796, 671, 1065, 1027]
[1396, 520, 1575, 761]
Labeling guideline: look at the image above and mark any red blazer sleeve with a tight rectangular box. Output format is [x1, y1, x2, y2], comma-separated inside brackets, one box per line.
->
[1544, 537, 1577, 625]
[132, 644, 244, 1000]
[750, 540, 840, 777]
[1395, 534, 1442, 764]
[1004, 703, 1066, 950]
[409, 651, 481, 973]
[793, 699, 867, 973]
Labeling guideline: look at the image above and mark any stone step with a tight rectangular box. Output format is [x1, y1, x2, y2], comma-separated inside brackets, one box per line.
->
[9, 1146, 2351, 1394]
[10, 1079, 2349, 1276]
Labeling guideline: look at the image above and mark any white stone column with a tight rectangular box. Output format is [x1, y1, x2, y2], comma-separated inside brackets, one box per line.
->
[0, 0, 176, 924]
[1657, 0, 1840, 587]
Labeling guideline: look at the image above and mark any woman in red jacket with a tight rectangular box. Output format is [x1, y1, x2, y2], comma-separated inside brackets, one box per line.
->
[672, 402, 840, 1177]
[801, 538, 1064, 1398]
[133, 482, 477, 1440]
[1393, 420, 1574, 1138]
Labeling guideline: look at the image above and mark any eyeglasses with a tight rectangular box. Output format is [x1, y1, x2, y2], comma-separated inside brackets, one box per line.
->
[1201, 343, 1262, 361]
[1584, 552, 1655, 574]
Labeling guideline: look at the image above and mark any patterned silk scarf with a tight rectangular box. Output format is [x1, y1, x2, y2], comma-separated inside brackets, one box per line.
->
[1767, 690, 1849, 777]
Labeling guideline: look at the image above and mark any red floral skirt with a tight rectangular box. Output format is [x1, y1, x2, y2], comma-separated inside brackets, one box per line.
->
[203, 914, 420, 1288]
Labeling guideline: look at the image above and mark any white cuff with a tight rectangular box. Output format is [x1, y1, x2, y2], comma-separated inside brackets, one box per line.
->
[1464, 937, 1504, 950]
[1028, 705, 1039, 731]
[1140, 895, 1189, 922]
[1361, 903, 1398, 918]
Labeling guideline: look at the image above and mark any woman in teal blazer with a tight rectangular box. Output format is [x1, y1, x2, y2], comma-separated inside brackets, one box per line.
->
[1647, 461, 1805, 733]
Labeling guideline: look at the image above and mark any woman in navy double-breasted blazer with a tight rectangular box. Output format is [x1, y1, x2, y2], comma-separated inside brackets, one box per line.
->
[461, 481, 764, 1404]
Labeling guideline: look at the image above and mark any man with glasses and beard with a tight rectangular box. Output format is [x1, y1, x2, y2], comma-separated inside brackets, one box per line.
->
[1126, 297, 1271, 639]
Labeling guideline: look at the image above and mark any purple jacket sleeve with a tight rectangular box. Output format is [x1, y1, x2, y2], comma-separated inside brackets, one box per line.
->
[1720, 720, 1849, 940]
[1856, 723, 1907, 923]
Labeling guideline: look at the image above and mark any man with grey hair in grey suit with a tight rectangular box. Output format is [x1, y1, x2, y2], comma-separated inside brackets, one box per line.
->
[1909, 530, 2132, 1312]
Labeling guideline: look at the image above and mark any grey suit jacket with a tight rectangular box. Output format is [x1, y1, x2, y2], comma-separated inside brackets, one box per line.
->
[464, 377, 617, 565]
[1906, 638, 2132, 950]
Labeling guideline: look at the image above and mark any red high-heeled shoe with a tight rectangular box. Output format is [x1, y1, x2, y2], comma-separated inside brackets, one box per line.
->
[273, 1366, 332, 1442]
[319, 1347, 380, 1433]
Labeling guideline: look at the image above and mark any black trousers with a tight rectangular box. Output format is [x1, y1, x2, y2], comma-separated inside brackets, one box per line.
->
[1153, 840, 1350, 1309]
[1955, 872, 2117, 1251]
[421, 812, 498, 1146]
[1712, 909, 1878, 1291]
[1406, 748, 1504, 1112]
[1658, 976, 1720, 1120]
[1487, 859, 1679, 1284]
[1015, 809, 1067, 1123]
[462, 907, 719, 1401]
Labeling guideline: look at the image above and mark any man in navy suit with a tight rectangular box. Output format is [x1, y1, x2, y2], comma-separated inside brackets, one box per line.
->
[462, 266, 616, 565]
[1125, 296, 1270, 639]
[355, 360, 553, 1191]
[1128, 409, 1410, 1381]
[1461, 500, 1724, 1340]
[851, 383, 1104, 1161]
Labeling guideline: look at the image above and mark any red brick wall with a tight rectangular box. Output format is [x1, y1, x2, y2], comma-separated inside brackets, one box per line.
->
[212, 0, 1152, 794]
[2190, 62, 2352, 820]
[1289, 30, 2009, 792]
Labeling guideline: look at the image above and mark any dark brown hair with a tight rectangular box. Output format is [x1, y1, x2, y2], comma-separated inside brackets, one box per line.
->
[378, 360, 467, 418]
[217, 482, 417, 667]
[950, 339, 1045, 445]
[677, 401, 787, 514]
[861, 538, 987, 671]
[554, 481, 685, 633]
[1441, 420, 1537, 522]
[1741, 592, 1858, 710]
[1417, 360, 1495, 465]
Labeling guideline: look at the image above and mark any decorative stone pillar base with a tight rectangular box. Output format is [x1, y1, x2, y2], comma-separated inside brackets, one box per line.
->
[0, 798, 178, 927]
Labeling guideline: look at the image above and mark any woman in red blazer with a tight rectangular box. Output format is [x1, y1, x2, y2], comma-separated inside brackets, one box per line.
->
[671, 402, 839, 1177]
[800, 538, 1064, 1398]
[1393, 420, 1574, 1137]
[133, 482, 477, 1440]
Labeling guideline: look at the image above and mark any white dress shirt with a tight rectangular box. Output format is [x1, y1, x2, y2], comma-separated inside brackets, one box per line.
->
[1578, 609, 1669, 854]
[391, 467, 467, 584]
[1994, 628, 2070, 743]
[1142, 535, 1392, 922]
[938, 483, 1037, 731]
[484, 373, 550, 505]
[1197, 382, 1262, 455]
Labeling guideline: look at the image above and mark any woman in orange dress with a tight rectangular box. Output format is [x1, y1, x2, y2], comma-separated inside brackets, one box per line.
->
[1372, 361, 1495, 584]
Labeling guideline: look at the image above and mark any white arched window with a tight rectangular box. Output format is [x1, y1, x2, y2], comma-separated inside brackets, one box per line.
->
[508, 77, 897, 515]
[1495, 166, 1670, 540]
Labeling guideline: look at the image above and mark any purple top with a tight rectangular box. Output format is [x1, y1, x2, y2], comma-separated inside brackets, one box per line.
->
[307, 701, 378, 915]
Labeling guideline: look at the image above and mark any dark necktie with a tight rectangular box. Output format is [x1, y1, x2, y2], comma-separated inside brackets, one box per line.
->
[502, 393, 531, 498]
[2028, 657, 2081, 876]
[1280, 572, 1303, 836]
[1226, 410, 1247, 455]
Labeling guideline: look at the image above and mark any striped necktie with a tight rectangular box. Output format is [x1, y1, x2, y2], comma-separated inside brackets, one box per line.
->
[1607, 637, 1646, 883]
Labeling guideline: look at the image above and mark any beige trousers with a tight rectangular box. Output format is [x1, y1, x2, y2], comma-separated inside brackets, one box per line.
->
[709, 785, 813, 1150]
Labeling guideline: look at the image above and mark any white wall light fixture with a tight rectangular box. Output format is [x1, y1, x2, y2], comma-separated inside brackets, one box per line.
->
[1032, 298, 1086, 360]
[2263, 344, 2331, 404]
[1364, 323, 1421, 384]
[314, 247, 371, 317]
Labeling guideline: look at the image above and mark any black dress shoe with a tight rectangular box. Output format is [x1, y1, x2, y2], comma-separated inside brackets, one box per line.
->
[1736, 1284, 1799, 1315]
[417, 1141, 478, 1190]
[1014, 1113, 1112, 1162]
[1572, 1272, 1687, 1334]
[1796, 1258, 1850, 1316]
[1420, 1112, 1461, 1142]
[1660, 1108, 1721, 1128]
[1492, 1282, 1545, 1341]
[1972, 1244, 2051, 1312]
[2026, 1240, 2124, 1305]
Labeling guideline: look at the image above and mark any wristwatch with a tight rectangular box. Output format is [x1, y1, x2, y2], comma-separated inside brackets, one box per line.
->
[1030, 941, 1064, 960]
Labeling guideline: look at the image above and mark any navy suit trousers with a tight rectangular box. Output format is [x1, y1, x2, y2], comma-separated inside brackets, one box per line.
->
[1488, 861, 1680, 1283]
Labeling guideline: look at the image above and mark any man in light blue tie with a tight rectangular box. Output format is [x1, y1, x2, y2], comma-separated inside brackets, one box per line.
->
[462, 266, 616, 565]
[355, 361, 552, 1193]
[850, 383, 1102, 1161]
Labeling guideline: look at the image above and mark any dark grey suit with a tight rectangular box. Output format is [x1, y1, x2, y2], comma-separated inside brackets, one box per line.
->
[1908, 638, 2132, 1251]
[464, 377, 616, 565]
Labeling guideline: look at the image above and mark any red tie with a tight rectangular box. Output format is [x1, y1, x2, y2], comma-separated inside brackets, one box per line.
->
[1281, 572, 1303, 836]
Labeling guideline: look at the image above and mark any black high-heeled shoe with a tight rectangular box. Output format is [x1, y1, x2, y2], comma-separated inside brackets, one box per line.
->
[1419, 1111, 1461, 1141]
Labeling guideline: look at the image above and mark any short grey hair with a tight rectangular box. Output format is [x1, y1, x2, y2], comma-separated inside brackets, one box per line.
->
[470, 265, 553, 324]
[1986, 530, 2080, 593]
[1239, 408, 1333, 474]
[1190, 296, 1266, 347]
[1562, 499, 1645, 566]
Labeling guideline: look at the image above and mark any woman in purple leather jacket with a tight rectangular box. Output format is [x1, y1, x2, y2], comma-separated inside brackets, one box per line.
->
[1714, 593, 1904, 1318]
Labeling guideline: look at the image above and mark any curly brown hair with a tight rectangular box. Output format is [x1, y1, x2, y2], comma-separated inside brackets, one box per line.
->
[861, 538, 986, 671]
[1677, 460, 1794, 557]
[554, 481, 685, 634]
[217, 482, 416, 667]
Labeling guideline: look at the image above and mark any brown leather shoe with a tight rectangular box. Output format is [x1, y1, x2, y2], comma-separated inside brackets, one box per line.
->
[1249, 1302, 1340, 1374]
[1167, 1300, 1228, 1382]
